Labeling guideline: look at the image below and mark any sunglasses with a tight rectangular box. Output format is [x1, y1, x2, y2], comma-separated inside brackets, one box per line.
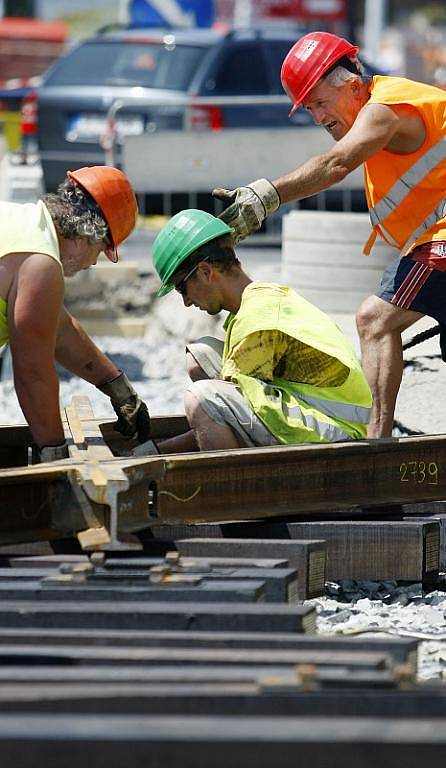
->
[174, 256, 210, 296]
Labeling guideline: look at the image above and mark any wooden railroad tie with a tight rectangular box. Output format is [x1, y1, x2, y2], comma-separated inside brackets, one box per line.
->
[0, 715, 445, 767]
[105, 539, 325, 601]
[0, 555, 299, 604]
[0, 679, 445, 719]
[402, 514, 446, 571]
[166, 539, 321, 598]
[0, 600, 317, 634]
[0, 645, 393, 672]
[0, 662, 407, 698]
[144, 519, 440, 583]
[1, 554, 290, 570]
[0, 577, 268, 604]
[0, 628, 418, 667]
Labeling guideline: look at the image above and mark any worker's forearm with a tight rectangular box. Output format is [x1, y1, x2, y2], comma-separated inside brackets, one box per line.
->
[13, 361, 64, 446]
[273, 152, 350, 204]
[56, 310, 119, 385]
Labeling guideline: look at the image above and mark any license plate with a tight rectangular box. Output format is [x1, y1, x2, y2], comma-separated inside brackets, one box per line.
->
[66, 113, 144, 142]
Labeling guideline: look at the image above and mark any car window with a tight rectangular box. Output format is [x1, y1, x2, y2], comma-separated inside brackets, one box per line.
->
[264, 40, 296, 94]
[213, 43, 268, 95]
[44, 40, 208, 90]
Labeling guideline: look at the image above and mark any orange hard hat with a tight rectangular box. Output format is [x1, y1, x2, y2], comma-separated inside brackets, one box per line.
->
[67, 165, 138, 262]
[281, 31, 359, 116]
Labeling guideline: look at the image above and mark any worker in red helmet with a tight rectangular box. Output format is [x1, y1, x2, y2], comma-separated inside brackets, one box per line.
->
[0, 165, 150, 462]
[213, 31, 446, 439]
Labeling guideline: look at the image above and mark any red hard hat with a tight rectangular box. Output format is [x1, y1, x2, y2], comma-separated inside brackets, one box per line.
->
[281, 32, 359, 116]
[67, 166, 138, 262]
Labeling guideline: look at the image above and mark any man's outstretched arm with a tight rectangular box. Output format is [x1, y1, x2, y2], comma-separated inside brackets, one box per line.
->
[273, 102, 403, 202]
[214, 102, 402, 241]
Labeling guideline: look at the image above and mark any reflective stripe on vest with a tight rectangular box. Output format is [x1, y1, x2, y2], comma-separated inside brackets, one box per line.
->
[282, 401, 354, 442]
[402, 196, 446, 252]
[260, 380, 362, 442]
[296, 391, 372, 425]
[369, 136, 446, 245]
[370, 136, 446, 226]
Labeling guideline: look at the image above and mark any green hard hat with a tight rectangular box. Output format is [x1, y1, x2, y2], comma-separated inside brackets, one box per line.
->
[152, 209, 234, 297]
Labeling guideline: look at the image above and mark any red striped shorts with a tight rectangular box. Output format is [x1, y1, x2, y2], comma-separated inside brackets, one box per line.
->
[377, 242, 446, 316]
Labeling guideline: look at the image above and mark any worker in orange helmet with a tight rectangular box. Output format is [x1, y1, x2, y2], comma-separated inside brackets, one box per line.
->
[213, 31, 446, 439]
[0, 165, 150, 461]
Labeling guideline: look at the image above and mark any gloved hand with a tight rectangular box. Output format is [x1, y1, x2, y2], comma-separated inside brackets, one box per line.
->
[97, 370, 151, 442]
[32, 442, 70, 463]
[212, 178, 281, 244]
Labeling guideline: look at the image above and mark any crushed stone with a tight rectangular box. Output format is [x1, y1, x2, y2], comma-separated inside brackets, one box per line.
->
[309, 580, 446, 680]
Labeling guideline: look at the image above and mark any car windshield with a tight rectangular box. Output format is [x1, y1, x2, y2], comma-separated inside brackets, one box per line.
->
[44, 40, 207, 90]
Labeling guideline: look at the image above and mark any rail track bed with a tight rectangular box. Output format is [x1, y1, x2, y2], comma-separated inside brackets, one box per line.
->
[0, 397, 445, 765]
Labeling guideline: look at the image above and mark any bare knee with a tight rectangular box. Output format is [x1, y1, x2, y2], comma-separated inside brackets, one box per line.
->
[186, 351, 209, 382]
[184, 389, 202, 425]
[356, 296, 381, 338]
[184, 388, 240, 451]
[356, 295, 404, 342]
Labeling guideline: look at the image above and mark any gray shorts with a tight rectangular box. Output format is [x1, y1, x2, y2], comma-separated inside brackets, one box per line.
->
[186, 336, 280, 448]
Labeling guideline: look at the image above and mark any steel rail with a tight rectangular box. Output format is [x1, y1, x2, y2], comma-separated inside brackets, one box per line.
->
[1, 396, 446, 551]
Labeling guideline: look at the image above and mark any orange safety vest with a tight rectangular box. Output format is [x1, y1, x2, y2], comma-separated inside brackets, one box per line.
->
[363, 75, 446, 256]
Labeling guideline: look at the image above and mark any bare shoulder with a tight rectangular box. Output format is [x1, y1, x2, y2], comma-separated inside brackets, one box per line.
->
[334, 101, 425, 164]
[11, 251, 63, 284]
[0, 251, 63, 304]
[8, 252, 64, 331]
[360, 101, 425, 153]
[358, 101, 401, 130]
[327, 102, 401, 170]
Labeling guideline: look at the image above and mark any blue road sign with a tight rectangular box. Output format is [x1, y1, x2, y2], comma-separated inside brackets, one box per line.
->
[127, 0, 215, 28]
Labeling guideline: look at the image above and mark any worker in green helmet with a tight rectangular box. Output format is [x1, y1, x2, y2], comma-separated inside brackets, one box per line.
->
[149, 208, 372, 453]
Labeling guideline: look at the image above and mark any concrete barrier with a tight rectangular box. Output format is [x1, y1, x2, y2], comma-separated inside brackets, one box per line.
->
[281, 211, 397, 313]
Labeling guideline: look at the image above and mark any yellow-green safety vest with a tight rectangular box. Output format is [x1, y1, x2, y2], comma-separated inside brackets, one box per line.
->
[223, 283, 372, 444]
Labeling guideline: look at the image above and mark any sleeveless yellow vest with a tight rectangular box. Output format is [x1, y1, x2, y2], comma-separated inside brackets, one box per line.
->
[364, 76, 446, 255]
[223, 283, 372, 444]
[0, 201, 61, 346]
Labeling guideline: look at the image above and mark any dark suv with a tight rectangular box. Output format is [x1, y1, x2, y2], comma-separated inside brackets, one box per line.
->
[36, 25, 314, 193]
